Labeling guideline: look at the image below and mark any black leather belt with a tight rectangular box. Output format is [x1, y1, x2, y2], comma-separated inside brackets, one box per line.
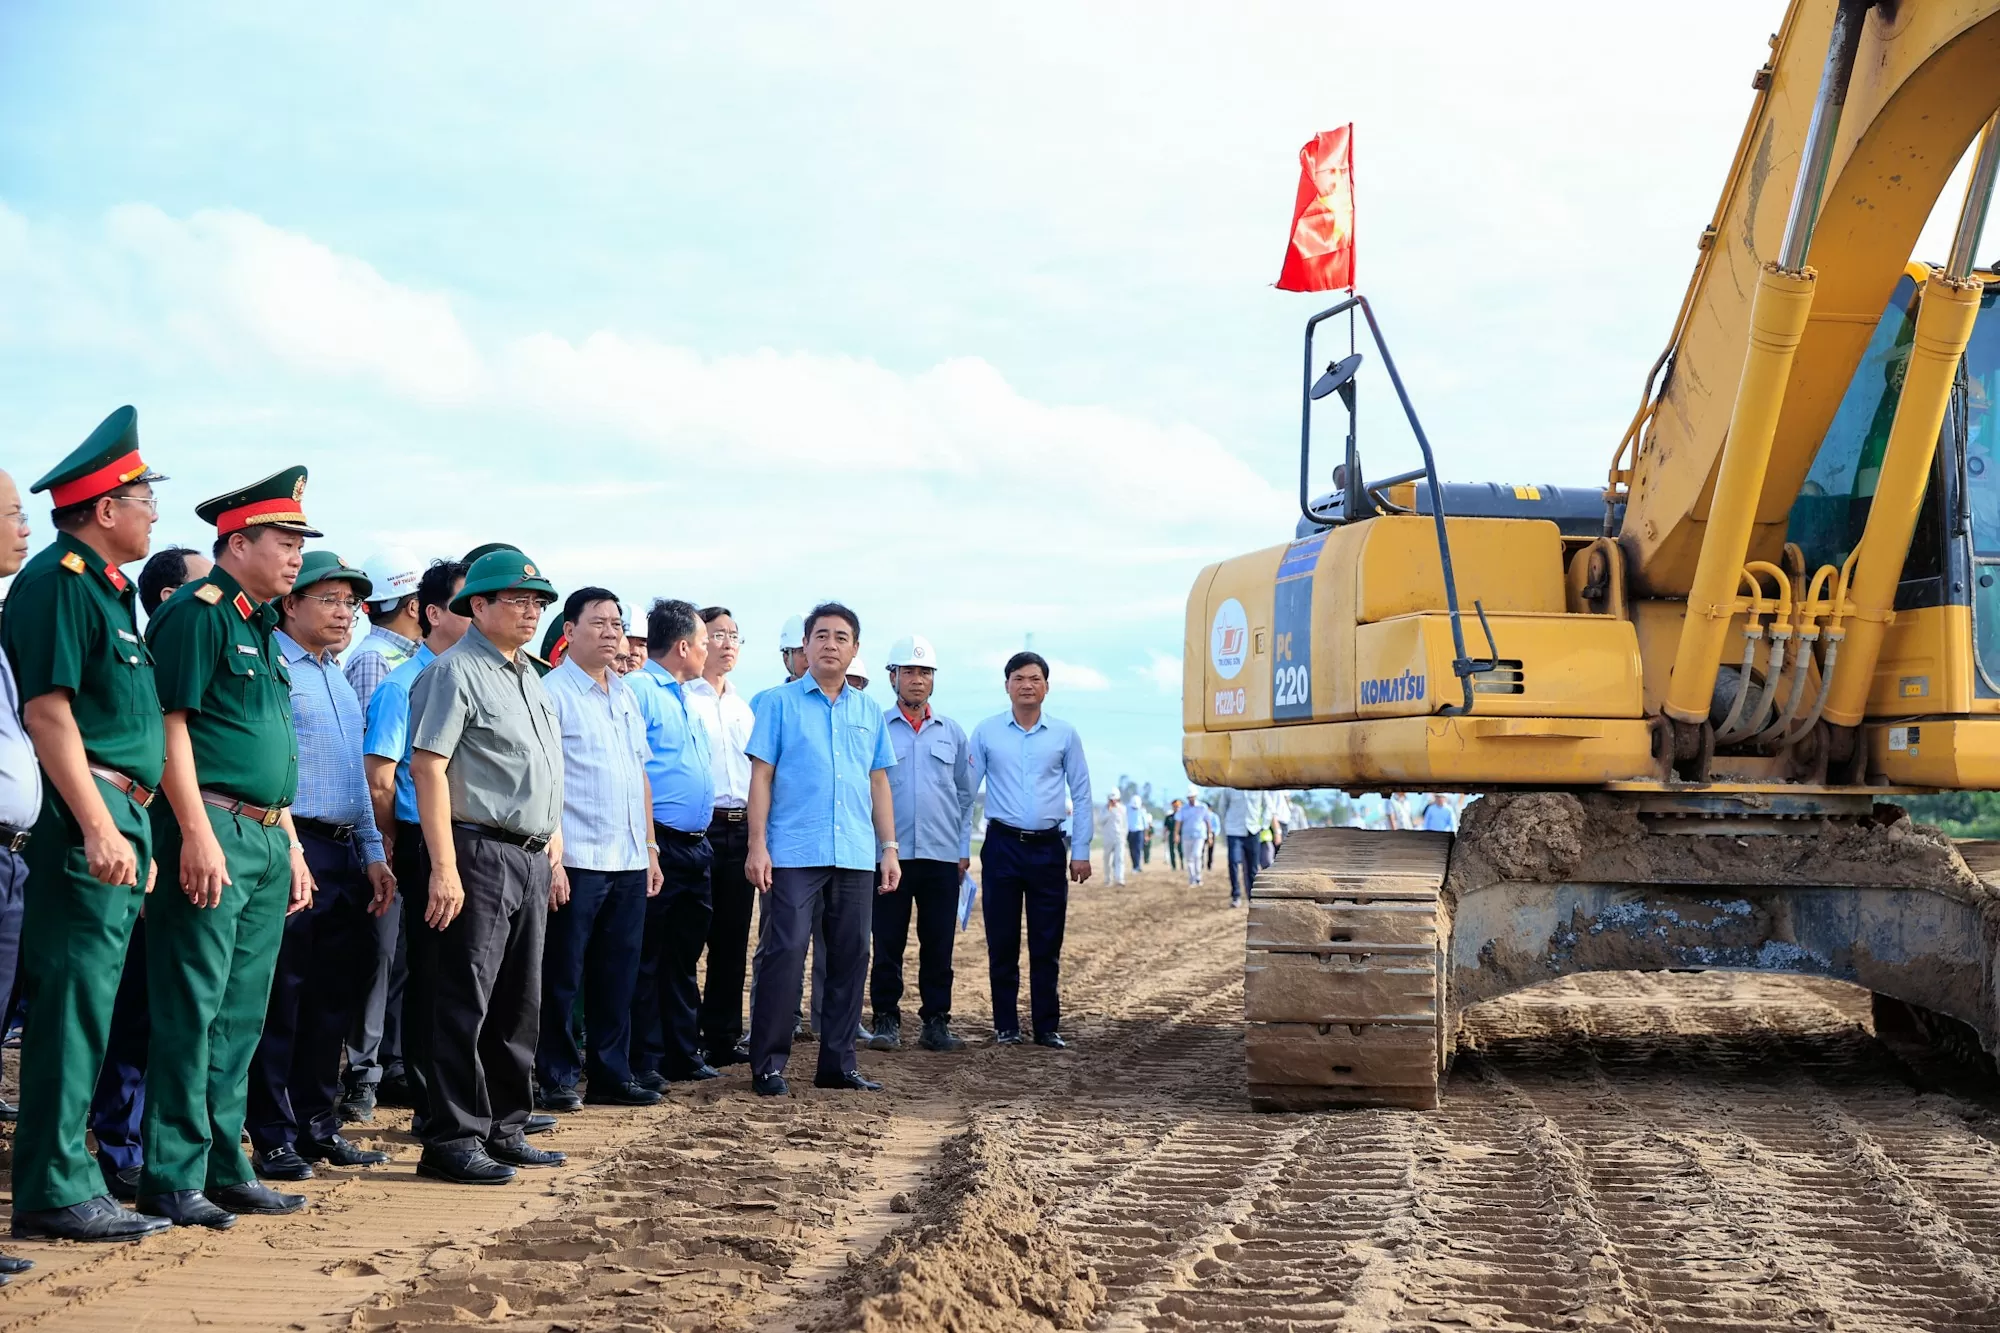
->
[454, 821, 551, 854]
[654, 823, 708, 846]
[294, 816, 357, 844]
[0, 823, 29, 854]
[987, 819, 1067, 845]
[711, 807, 747, 823]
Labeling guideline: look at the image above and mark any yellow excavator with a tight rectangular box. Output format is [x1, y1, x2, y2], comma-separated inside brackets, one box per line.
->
[1184, 0, 2000, 1110]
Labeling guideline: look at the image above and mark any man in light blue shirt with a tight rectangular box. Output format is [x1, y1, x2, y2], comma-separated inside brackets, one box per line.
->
[246, 552, 396, 1182]
[627, 598, 719, 1086]
[538, 588, 664, 1111]
[968, 650, 1092, 1049]
[745, 602, 899, 1097]
[345, 558, 467, 1123]
[1420, 793, 1460, 833]
[868, 634, 975, 1055]
[1214, 789, 1264, 905]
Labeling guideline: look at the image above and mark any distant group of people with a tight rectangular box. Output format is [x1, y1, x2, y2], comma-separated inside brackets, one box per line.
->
[0, 405, 1106, 1273]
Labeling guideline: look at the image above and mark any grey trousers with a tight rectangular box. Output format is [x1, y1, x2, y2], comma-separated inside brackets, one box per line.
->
[748, 867, 871, 1080]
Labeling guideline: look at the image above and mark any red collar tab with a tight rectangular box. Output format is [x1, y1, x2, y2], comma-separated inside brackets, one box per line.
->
[232, 591, 255, 620]
[105, 566, 128, 592]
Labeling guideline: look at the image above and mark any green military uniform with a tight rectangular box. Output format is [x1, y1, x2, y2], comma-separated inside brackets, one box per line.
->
[139, 468, 318, 1199]
[1, 407, 169, 1219]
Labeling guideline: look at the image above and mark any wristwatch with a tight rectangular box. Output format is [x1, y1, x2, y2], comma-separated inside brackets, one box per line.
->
[880, 841, 900, 854]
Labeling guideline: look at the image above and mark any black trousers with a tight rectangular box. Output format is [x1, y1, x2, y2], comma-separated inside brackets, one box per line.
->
[870, 858, 958, 1023]
[90, 915, 149, 1174]
[345, 819, 417, 1090]
[980, 832, 1069, 1038]
[537, 866, 646, 1090]
[1167, 831, 1181, 869]
[408, 827, 548, 1152]
[1126, 829, 1145, 869]
[631, 830, 712, 1079]
[698, 810, 753, 1055]
[247, 827, 378, 1153]
[749, 866, 871, 1079]
[392, 828, 435, 1123]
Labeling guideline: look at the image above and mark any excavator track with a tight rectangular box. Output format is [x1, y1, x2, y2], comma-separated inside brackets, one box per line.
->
[1244, 827, 1452, 1111]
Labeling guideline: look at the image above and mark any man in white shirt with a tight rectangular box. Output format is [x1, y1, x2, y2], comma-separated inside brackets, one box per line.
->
[536, 588, 664, 1110]
[1095, 794, 1128, 886]
[685, 606, 757, 1067]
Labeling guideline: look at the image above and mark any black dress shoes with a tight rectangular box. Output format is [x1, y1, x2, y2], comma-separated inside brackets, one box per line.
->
[669, 1063, 722, 1082]
[0, 1253, 31, 1275]
[813, 1069, 883, 1092]
[98, 1157, 141, 1203]
[1033, 1032, 1070, 1050]
[417, 1146, 516, 1185]
[523, 1113, 558, 1136]
[751, 1073, 789, 1097]
[0, 1097, 18, 1121]
[300, 1134, 389, 1167]
[994, 1028, 1025, 1045]
[583, 1079, 662, 1106]
[486, 1138, 566, 1168]
[535, 1084, 583, 1112]
[635, 1070, 670, 1094]
[708, 1042, 750, 1068]
[136, 1190, 238, 1230]
[253, 1146, 316, 1181]
[209, 1181, 307, 1215]
[12, 1195, 170, 1242]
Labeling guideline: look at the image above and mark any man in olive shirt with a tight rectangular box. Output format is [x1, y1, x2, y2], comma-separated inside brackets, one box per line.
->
[3, 408, 174, 1246]
[139, 468, 321, 1231]
[407, 549, 567, 1186]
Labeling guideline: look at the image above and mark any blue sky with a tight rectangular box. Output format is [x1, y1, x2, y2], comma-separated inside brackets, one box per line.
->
[2, 2, 1988, 802]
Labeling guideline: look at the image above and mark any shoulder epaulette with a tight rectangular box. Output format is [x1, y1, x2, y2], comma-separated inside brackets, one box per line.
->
[194, 584, 223, 605]
[60, 552, 86, 574]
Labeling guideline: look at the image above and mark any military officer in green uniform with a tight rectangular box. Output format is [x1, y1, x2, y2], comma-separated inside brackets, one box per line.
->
[4, 407, 176, 1244]
[138, 468, 321, 1230]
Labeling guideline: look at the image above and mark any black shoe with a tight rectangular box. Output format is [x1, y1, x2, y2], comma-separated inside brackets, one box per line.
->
[0, 1254, 31, 1274]
[208, 1181, 307, 1215]
[583, 1079, 663, 1106]
[868, 1015, 902, 1051]
[669, 1064, 722, 1082]
[338, 1084, 377, 1124]
[994, 1029, 1025, 1045]
[920, 1017, 967, 1052]
[707, 1041, 750, 1068]
[486, 1138, 566, 1168]
[1033, 1032, 1069, 1050]
[98, 1158, 141, 1203]
[794, 1022, 817, 1043]
[535, 1084, 583, 1113]
[634, 1070, 670, 1094]
[752, 1073, 789, 1097]
[812, 1069, 882, 1092]
[376, 1074, 416, 1108]
[523, 1113, 558, 1136]
[136, 1190, 237, 1230]
[13, 1195, 171, 1241]
[0, 1098, 17, 1122]
[253, 1146, 315, 1181]
[416, 1146, 516, 1185]
[299, 1134, 389, 1167]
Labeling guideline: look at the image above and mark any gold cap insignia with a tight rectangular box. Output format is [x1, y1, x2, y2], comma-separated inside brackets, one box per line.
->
[194, 584, 223, 604]
[60, 551, 86, 574]
[292, 475, 306, 501]
[523, 564, 537, 577]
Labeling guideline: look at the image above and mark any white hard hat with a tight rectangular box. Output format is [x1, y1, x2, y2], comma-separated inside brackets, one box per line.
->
[887, 634, 939, 670]
[362, 549, 422, 608]
[847, 654, 870, 686]
[779, 615, 806, 650]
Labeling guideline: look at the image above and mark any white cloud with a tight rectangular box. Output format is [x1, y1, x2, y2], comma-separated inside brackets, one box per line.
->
[1138, 651, 1183, 695]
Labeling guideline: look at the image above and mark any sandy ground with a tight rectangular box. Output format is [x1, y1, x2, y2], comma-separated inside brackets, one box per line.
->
[6, 854, 2000, 1330]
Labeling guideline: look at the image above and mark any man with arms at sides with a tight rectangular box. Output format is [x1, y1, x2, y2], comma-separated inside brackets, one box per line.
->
[244, 552, 396, 1183]
[745, 602, 900, 1096]
[407, 550, 567, 1185]
[139, 467, 321, 1230]
[1213, 788, 1262, 907]
[626, 599, 720, 1088]
[1126, 793, 1147, 872]
[348, 559, 465, 1126]
[1175, 791, 1219, 888]
[685, 606, 757, 1068]
[1096, 793, 1127, 887]
[345, 550, 422, 713]
[537, 588, 663, 1111]
[969, 651, 1092, 1051]
[869, 635, 974, 1054]
[0, 475, 33, 1137]
[4, 411, 176, 1249]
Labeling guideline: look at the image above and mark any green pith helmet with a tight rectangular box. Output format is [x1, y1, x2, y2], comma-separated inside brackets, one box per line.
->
[31, 405, 169, 508]
[449, 549, 557, 618]
[461, 541, 522, 566]
[291, 550, 373, 601]
[196, 465, 323, 538]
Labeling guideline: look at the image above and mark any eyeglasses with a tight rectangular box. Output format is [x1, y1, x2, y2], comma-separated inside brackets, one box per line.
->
[708, 631, 742, 644]
[295, 592, 363, 611]
[108, 496, 159, 514]
[491, 593, 547, 611]
[1, 507, 24, 528]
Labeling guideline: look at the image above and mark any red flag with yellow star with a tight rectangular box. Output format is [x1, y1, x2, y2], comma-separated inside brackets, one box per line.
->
[1276, 127, 1355, 292]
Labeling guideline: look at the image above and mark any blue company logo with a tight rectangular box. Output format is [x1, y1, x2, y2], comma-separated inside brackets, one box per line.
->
[1360, 670, 1426, 706]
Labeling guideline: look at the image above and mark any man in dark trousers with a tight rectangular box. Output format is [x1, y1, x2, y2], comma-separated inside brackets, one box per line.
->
[744, 602, 900, 1096]
[969, 651, 1093, 1050]
[685, 606, 756, 1067]
[407, 549, 566, 1185]
[245, 551, 396, 1182]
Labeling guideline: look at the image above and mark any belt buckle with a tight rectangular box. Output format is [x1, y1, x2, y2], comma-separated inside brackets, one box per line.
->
[525, 834, 550, 854]
[262, 806, 282, 828]
[136, 785, 156, 810]
[5, 832, 27, 853]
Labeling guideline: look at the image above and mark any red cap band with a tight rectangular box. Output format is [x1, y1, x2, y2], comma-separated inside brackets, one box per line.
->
[50, 451, 148, 508]
[215, 497, 308, 535]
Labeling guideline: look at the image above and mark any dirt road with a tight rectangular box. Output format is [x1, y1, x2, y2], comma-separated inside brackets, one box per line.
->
[6, 858, 2000, 1330]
